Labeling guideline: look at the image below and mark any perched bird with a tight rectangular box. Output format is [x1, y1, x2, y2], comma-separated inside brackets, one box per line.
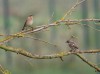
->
[22, 15, 33, 30]
[66, 40, 78, 51]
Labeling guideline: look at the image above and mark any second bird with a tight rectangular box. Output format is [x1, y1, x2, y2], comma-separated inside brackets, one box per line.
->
[22, 15, 33, 30]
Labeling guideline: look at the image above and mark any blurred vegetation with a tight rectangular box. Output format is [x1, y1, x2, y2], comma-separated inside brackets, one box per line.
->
[0, 0, 100, 74]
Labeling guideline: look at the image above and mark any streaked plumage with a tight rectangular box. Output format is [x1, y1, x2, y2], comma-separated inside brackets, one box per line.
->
[66, 40, 78, 50]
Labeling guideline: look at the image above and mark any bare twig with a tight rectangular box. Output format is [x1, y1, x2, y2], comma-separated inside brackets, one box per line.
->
[83, 24, 100, 31]
[23, 36, 60, 48]
[61, 0, 85, 20]
[0, 64, 11, 74]
[61, 19, 100, 23]
[75, 53, 100, 72]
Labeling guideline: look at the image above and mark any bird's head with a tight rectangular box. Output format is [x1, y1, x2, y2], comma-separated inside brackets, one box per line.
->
[29, 15, 33, 18]
[66, 40, 70, 43]
[29, 15, 33, 16]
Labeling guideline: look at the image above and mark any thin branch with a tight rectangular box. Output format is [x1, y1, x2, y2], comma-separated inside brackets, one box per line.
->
[61, 0, 86, 20]
[23, 36, 58, 46]
[0, 64, 11, 74]
[1, 44, 100, 71]
[75, 53, 100, 72]
[22, 36, 62, 50]
[83, 24, 100, 31]
[0, 65, 4, 74]
[61, 19, 100, 23]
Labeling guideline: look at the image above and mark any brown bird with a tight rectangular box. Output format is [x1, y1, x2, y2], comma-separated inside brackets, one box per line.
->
[66, 40, 78, 51]
[22, 15, 33, 30]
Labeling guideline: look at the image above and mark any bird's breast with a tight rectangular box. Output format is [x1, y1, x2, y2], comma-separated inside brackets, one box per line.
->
[27, 19, 33, 25]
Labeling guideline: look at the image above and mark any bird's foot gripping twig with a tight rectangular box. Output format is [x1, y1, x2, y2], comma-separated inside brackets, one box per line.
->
[70, 49, 80, 52]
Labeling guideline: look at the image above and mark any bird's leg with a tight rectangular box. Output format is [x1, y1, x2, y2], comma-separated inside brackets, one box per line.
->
[59, 57, 63, 61]
[22, 25, 26, 31]
[70, 48, 79, 52]
[28, 25, 34, 30]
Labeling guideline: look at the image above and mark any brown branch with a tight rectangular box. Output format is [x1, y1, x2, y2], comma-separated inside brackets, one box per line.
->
[0, 44, 100, 59]
[75, 53, 100, 72]
[61, 0, 86, 20]
[59, 18, 100, 22]
[0, 64, 11, 74]
[1, 44, 100, 71]
[0, 44, 70, 59]
[22, 36, 61, 49]
[0, 65, 4, 74]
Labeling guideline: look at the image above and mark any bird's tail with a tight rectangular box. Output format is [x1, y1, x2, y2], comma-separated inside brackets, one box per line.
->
[22, 25, 26, 30]
[22, 21, 27, 30]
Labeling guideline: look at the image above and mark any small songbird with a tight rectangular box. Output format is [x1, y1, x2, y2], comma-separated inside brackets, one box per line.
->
[22, 15, 33, 30]
[66, 39, 78, 51]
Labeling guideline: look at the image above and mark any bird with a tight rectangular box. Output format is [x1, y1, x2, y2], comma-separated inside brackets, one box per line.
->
[22, 15, 33, 30]
[66, 40, 78, 51]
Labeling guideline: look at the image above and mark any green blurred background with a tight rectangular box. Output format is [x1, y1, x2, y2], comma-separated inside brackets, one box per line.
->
[0, 0, 100, 74]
